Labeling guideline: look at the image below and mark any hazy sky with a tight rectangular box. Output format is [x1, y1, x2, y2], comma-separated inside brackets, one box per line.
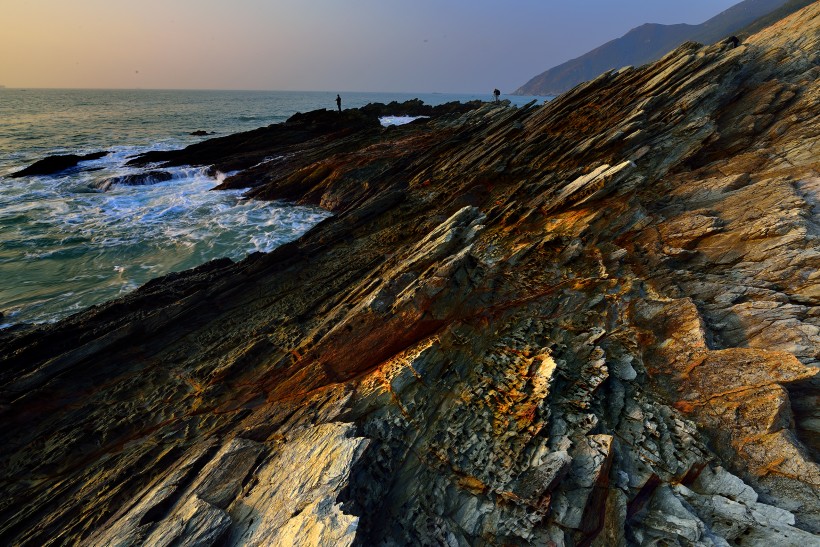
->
[2, 0, 740, 92]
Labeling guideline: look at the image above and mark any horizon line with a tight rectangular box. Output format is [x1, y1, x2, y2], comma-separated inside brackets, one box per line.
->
[0, 86, 543, 96]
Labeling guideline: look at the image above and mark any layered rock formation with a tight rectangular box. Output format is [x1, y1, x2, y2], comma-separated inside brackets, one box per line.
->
[1, 3, 819, 545]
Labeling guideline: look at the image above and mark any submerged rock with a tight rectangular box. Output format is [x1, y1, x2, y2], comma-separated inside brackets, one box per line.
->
[0, 4, 819, 545]
[92, 170, 174, 191]
[10, 151, 109, 177]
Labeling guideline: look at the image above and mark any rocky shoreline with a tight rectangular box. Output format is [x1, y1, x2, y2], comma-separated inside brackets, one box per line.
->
[1, 4, 819, 545]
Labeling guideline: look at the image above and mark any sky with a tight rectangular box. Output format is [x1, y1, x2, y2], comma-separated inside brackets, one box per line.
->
[2, 0, 741, 93]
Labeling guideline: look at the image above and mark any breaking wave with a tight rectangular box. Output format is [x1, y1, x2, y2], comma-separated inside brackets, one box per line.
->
[0, 145, 329, 326]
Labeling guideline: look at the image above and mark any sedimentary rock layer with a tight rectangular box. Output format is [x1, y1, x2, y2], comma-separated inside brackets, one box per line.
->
[1, 3, 818, 545]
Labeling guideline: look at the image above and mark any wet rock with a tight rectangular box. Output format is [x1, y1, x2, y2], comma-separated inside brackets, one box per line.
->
[10, 151, 109, 177]
[92, 170, 174, 191]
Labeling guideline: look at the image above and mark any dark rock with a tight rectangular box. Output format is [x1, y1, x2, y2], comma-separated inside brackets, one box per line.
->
[127, 100, 483, 175]
[358, 98, 484, 118]
[92, 170, 174, 191]
[10, 151, 110, 178]
[190, 130, 213, 136]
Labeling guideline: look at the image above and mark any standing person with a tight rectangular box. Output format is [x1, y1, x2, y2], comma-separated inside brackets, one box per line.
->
[493, 88, 501, 103]
[336, 94, 342, 112]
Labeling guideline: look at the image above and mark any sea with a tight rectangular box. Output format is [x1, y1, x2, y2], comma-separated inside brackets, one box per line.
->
[0, 89, 545, 327]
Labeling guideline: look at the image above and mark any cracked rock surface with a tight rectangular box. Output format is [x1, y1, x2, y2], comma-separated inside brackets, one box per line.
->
[1, 3, 819, 545]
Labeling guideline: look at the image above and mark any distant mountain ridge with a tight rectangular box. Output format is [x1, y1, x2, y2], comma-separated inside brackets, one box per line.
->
[514, 0, 792, 96]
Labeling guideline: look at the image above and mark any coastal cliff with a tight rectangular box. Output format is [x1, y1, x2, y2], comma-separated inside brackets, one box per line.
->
[1, 3, 819, 545]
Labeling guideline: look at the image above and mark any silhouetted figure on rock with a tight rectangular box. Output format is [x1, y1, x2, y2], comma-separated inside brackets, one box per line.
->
[336, 94, 342, 112]
[725, 36, 740, 49]
[493, 88, 500, 103]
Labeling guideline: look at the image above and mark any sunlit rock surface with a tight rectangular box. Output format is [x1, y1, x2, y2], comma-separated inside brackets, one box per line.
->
[1, 4, 819, 545]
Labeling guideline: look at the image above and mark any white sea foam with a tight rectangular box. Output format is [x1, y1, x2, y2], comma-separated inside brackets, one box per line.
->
[0, 148, 331, 325]
[1, 89, 546, 326]
[379, 115, 429, 127]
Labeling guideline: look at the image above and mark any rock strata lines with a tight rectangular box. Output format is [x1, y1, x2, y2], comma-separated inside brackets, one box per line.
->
[1, 2, 819, 545]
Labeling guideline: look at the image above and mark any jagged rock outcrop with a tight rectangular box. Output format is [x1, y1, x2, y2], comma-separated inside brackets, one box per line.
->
[1, 3, 819, 545]
[127, 99, 483, 175]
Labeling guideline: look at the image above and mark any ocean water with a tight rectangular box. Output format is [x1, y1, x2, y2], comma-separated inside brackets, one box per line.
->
[0, 89, 545, 326]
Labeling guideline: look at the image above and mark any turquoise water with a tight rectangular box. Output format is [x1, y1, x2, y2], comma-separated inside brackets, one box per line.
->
[0, 89, 544, 326]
